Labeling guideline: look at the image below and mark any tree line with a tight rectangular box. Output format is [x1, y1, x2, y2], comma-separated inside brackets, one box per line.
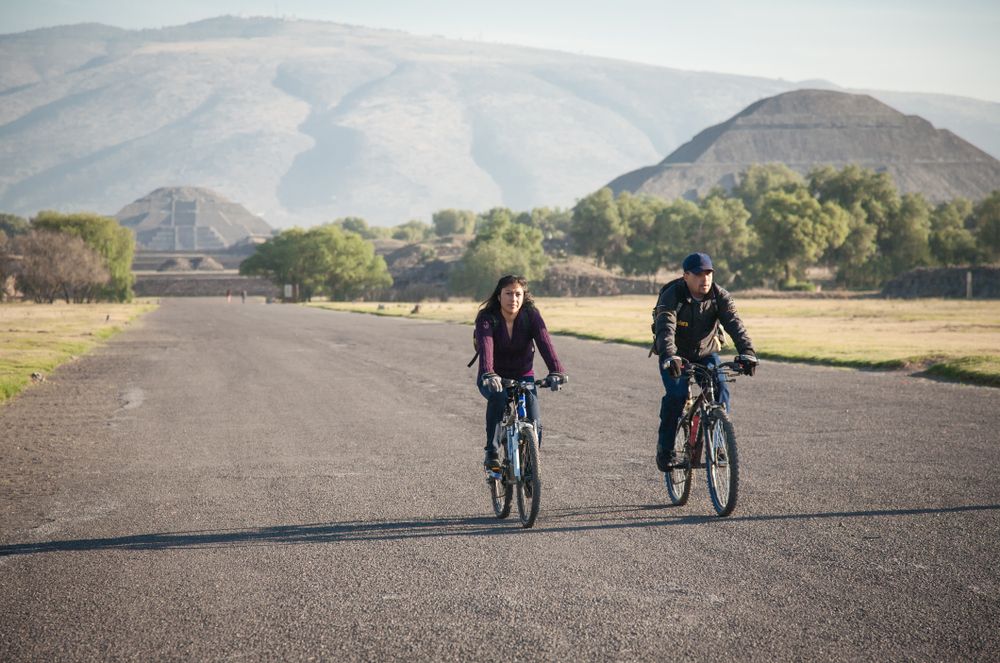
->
[10, 162, 980, 304]
[568, 164, 1000, 290]
[0, 211, 134, 303]
[241, 164, 999, 301]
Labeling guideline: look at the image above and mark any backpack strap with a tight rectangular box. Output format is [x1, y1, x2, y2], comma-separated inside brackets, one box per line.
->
[467, 309, 535, 368]
[468, 312, 499, 368]
[649, 280, 685, 357]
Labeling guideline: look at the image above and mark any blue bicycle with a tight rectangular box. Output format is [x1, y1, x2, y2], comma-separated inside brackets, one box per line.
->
[486, 377, 560, 528]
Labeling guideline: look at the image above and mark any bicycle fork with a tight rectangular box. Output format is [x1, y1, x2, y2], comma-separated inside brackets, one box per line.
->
[486, 391, 528, 482]
[507, 426, 522, 481]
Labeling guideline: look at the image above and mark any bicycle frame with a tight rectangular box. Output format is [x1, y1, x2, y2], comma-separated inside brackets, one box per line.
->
[491, 380, 537, 482]
[664, 357, 747, 516]
[678, 362, 736, 465]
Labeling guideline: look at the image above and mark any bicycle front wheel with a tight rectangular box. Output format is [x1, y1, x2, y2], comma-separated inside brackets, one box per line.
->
[515, 425, 542, 528]
[704, 409, 739, 517]
[488, 425, 512, 518]
[665, 421, 692, 506]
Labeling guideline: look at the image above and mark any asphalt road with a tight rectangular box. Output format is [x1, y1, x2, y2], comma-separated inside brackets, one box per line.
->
[1, 298, 998, 661]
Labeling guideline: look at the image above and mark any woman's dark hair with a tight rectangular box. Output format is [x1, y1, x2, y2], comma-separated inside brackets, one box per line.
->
[478, 274, 535, 316]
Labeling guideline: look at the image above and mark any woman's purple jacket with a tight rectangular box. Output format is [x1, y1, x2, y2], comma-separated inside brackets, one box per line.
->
[475, 306, 564, 380]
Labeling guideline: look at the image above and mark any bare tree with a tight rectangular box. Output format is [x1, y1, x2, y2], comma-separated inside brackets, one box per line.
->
[15, 230, 110, 303]
[0, 231, 17, 301]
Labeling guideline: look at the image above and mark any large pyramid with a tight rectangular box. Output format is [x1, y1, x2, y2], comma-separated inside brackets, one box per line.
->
[607, 89, 1000, 203]
[116, 187, 273, 251]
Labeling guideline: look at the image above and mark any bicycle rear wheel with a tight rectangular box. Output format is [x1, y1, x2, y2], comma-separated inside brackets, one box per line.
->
[488, 425, 512, 518]
[704, 409, 739, 517]
[515, 425, 542, 528]
[665, 421, 692, 506]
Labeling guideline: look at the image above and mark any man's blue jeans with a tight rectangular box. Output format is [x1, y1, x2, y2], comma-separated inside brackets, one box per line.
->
[478, 379, 539, 457]
[657, 353, 730, 453]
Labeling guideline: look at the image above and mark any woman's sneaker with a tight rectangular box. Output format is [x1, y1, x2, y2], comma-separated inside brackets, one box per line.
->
[484, 451, 501, 472]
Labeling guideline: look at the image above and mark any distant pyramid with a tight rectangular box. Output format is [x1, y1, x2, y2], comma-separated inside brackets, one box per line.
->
[115, 187, 273, 251]
[607, 89, 1000, 202]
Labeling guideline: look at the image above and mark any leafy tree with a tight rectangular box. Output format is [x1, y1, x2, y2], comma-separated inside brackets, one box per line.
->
[880, 193, 932, 276]
[615, 194, 669, 277]
[311, 225, 392, 299]
[973, 191, 1000, 262]
[570, 188, 628, 266]
[391, 219, 433, 242]
[751, 187, 850, 286]
[808, 165, 932, 287]
[525, 207, 572, 240]
[239, 228, 324, 301]
[31, 211, 134, 301]
[241, 226, 392, 301]
[733, 163, 805, 218]
[474, 207, 517, 237]
[451, 208, 547, 298]
[0, 213, 29, 237]
[330, 216, 392, 240]
[809, 165, 901, 232]
[432, 209, 476, 236]
[929, 199, 977, 266]
[616, 197, 709, 280]
[826, 207, 879, 287]
[690, 193, 754, 283]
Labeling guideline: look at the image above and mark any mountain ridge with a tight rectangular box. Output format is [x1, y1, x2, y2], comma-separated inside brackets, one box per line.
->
[607, 89, 1000, 202]
[2, 16, 998, 227]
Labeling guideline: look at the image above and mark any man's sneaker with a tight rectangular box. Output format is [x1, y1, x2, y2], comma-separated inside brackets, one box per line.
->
[656, 451, 677, 473]
[484, 453, 502, 472]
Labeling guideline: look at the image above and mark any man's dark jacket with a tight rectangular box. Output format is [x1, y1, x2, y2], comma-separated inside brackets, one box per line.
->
[653, 278, 754, 361]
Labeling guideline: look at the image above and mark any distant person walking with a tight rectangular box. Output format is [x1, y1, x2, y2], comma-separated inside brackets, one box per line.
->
[226, 288, 232, 303]
[241, 290, 247, 304]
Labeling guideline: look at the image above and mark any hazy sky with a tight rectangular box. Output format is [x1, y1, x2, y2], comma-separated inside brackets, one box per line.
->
[3, 0, 999, 102]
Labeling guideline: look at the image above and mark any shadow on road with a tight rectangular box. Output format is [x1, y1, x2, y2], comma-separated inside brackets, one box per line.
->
[2, 503, 997, 557]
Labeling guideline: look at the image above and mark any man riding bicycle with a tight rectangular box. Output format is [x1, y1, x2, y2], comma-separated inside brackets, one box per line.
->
[653, 252, 758, 471]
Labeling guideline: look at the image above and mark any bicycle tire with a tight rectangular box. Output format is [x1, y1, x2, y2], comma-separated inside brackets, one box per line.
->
[665, 421, 692, 506]
[515, 425, 542, 528]
[488, 425, 512, 518]
[704, 409, 739, 517]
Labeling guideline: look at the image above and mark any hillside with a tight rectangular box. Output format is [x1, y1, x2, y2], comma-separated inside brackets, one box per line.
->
[607, 89, 1000, 202]
[2, 17, 999, 226]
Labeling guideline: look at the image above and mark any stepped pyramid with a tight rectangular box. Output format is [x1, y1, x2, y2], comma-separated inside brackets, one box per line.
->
[608, 89, 1000, 202]
[115, 187, 273, 250]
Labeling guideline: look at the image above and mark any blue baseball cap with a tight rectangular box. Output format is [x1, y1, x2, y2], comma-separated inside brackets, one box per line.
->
[682, 252, 714, 274]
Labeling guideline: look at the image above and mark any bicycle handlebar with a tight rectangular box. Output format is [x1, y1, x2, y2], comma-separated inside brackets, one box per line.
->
[499, 376, 562, 389]
[680, 357, 751, 378]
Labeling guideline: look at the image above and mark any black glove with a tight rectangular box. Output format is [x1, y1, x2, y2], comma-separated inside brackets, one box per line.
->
[662, 356, 684, 379]
[545, 372, 567, 391]
[481, 372, 503, 393]
[737, 354, 758, 377]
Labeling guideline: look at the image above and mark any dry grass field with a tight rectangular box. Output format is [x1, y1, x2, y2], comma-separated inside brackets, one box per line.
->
[0, 301, 158, 402]
[313, 296, 1000, 387]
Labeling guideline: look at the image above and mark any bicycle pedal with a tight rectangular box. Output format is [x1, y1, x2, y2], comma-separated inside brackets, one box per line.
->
[485, 470, 503, 481]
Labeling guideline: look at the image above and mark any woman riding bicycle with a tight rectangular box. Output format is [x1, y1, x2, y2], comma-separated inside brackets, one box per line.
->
[474, 275, 567, 472]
